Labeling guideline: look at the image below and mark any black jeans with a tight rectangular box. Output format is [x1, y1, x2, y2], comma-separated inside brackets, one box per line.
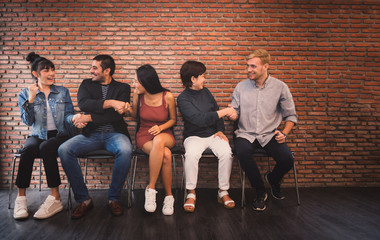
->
[235, 136, 294, 191]
[16, 131, 69, 188]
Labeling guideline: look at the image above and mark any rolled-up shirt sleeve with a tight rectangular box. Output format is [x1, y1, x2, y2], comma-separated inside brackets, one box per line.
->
[280, 84, 298, 125]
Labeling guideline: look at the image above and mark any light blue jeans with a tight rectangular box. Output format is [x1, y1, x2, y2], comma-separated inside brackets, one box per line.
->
[58, 132, 132, 203]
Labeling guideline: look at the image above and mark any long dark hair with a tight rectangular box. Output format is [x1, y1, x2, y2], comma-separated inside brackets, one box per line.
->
[26, 52, 55, 80]
[136, 64, 168, 94]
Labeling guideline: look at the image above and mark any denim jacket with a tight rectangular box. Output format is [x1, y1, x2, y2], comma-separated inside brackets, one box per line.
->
[18, 84, 75, 140]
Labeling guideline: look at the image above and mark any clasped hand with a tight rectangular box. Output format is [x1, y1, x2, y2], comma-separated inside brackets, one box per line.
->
[225, 105, 238, 120]
[113, 100, 129, 115]
[72, 113, 88, 129]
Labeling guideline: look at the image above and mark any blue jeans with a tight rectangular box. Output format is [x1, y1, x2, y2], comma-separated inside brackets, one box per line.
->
[58, 132, 132, 203]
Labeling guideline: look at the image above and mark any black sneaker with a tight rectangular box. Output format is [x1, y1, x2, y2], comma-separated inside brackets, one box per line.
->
[265, 172, 285, 200]
[252, 192, 268, 211]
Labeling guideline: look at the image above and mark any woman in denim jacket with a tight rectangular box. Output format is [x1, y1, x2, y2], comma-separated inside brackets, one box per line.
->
[14, 52, 75, 220]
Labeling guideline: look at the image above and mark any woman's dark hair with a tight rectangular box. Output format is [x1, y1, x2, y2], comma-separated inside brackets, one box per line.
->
[26, 52, 55, 80]
[180, 60, 206, 88]
[93, 54, 115, 76]
[136, 64, 168, 94]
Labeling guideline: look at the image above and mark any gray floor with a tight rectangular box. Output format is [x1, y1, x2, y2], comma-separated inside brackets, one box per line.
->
[1, 187, 380, 240]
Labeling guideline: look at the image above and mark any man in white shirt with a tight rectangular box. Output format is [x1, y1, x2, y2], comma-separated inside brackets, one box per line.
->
[230, 49, 298, 211]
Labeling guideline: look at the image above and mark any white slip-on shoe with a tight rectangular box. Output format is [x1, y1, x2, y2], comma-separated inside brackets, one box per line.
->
[14, 196, 28, 219]
[144, 187, 158, 213]
[33, 195, 63, 219]
[162, 195, 174, 216]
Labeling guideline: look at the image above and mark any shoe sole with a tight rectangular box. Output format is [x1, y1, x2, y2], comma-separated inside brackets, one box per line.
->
[109, 207, 123, 216]
[162, 209, 174, 216]
[14, 214, 29, 220]
[253, 205, 266, 211]
[252, 193, 268, 211]
[265, 173, 285, 200]
[71, 202, 94, 219]
[217, 195, 235, 209]
[144, 205, 157, 213]
[34, 205, 63, 219]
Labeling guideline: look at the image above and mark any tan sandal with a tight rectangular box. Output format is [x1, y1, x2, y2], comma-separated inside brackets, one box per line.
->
[217, 190, 235, 209]
[183, 193, 196, 213]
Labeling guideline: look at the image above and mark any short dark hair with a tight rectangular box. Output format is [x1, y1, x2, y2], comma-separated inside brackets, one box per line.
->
[180, 60, 206, 88]
[93, 54, 115, 76]
[26, 52, 55, 80]
[136, 64, 168, 94]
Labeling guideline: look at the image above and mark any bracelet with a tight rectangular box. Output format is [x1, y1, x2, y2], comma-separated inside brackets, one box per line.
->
[280, 131, 287, 139]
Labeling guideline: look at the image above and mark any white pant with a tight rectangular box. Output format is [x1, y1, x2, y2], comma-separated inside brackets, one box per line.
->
[184, 135, 233, 190]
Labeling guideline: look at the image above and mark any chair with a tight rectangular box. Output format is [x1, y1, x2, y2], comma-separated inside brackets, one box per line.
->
[67, 149, 133, 210]
[8, 151, 44, 209]
[239, 148, 300, 208]
[131, 145, 185, 193]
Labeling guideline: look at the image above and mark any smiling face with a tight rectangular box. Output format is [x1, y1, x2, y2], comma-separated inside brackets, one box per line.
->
[247, 57, 269, 82]
[190, 73, 206, 90]
[33, 67, 55, 87]
[134, 73, 147, 95]
[90, 60, 107, 83]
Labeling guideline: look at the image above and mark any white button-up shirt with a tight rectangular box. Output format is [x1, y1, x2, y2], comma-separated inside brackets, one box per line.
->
[231, 75, 298, 147]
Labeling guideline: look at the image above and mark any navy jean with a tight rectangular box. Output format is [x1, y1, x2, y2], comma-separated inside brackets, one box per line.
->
[16, 131, 68, 188]
[58, 132, 132, 203]
[235, 136, 294, 191]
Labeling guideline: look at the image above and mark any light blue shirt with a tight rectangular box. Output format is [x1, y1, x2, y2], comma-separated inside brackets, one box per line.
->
[231, 75, 297, 147]
[18, 84, 75, 140]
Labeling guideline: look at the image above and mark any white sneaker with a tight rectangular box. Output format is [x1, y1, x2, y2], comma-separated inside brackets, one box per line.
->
[144, 187, 157, 213]
[14, 196, 28, 219]
[162, 195, 174, 216]
[33, 195, 63, 219]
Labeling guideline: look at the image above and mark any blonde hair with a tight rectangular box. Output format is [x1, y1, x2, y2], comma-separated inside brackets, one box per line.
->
[247, 49, 270, 65]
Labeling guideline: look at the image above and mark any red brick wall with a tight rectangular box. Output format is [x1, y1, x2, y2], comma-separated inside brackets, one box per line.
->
[1, 0, 379, 190]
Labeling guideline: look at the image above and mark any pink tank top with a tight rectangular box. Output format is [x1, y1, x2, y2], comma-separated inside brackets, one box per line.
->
[136, 91, 174, 149]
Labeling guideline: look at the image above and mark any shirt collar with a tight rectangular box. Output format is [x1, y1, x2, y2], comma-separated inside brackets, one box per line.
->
[250, 74, 271, 89]
[49, 84, 59, 93]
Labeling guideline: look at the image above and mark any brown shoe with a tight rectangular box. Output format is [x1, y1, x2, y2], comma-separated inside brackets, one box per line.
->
[109, 201, 123, 216]
[71, 199, 93, 219]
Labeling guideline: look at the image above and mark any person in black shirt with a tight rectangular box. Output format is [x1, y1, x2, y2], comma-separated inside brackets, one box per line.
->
[177, 60, 237, 213]
[58, 55, 132, 218]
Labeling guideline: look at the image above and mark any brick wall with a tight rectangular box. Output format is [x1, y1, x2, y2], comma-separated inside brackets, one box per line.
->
[1, 0, 379, 190]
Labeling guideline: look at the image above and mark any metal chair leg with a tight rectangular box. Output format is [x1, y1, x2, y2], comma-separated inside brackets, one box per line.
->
[67, 183, 72, 210]
[84, 158, 88, 183]
[39, 158, 42, 191]
[132, 155, 138, 191]
[127, 163, 133, 208]
[182, 155, 187, 203]
[293, 161, 300, 205]
[180, 155, 185, 191]
[172, 155, 177, 190]
[239, 160, 246, 208]
[8, 155, 17, 209]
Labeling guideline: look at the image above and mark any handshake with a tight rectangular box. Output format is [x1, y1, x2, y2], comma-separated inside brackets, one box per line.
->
[219, 105, 238, 121]
[72, 100, 132, 129]
[112, 100, 131, 115]
[71, 113, 90, 129]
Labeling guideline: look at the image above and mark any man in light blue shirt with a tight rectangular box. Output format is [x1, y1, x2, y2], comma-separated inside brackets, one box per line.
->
[230, 49, 298, 211]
